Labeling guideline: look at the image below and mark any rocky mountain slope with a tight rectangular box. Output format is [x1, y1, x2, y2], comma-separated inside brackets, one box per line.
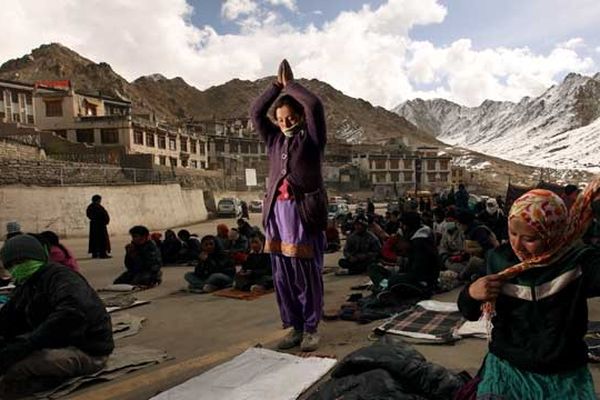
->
[0, 43, 436, 146]
[394, 73, 600, 171]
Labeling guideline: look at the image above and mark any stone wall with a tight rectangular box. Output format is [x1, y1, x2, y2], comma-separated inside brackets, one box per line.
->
[0, 184, 208, 238]
[0, 137, 44, 160]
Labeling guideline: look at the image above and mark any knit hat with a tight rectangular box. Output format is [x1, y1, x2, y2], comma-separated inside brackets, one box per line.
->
[6, 221, 21, 235]
[353, 214, 369, 226]
[0, 234, 47, 267]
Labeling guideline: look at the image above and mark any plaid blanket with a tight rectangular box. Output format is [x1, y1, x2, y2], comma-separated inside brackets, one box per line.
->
[375, 305, 465, 343]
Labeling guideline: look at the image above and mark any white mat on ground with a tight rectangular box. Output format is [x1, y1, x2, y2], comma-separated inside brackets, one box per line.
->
[150, 347, 337, 400]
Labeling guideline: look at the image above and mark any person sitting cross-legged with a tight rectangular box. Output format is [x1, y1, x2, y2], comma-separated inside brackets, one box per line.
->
[113, 225, 163, 287]
[337, 214, 381, 275]
[184, 235, 235, 293]
[233, 235, 273, 292]
[0, 235, 114, 399]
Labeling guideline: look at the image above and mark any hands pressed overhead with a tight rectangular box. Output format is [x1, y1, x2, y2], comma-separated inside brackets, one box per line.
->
[277, 59, 294, 87]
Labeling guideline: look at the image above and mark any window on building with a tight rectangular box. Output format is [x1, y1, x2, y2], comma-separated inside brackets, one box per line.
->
[250, 143, 258, 154]
[390, 172, 400, 182]
[191, 160, 198, 169]
[76, 129, 94, 144]
[427, 173, 436, 182]
[440, 160, 449, 170]
[403, 160, 412, 169]
[27, 115, 34, 124]
[55, 130, 67, 139]
[159, 155, 167, 165]
[240, 142, 249, 153]
[440, 172, 449, 182]
[169, 157, 178, 167]
[25, 94, 32, 105]
[11, 92, 18, 103]
[12, 113, 20, 123]
[427, 160, 437, 170]
[190, 140, 197, 153]
[133, 130, 144, 145]
[45, 100, 63, 117]
[403, 171, 413, 182]
[376, 173, 387, 183]
[216, 141, 225, 152]
[101, 129, 119, 144]
[389, 159, 399, 169]
[158, 136, 166, 149]
[375, 160, 386, 170]
[229, 141, 238, 152]
[181, 139, 188, 152]
[146, 132, 155, 147]
[199, 142, 206, 155]
[0, 111, 6, 120]
[169, 138, 177, 151]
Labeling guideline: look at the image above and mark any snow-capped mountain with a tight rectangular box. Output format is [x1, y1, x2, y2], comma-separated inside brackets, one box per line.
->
[394, 73, 600, 171]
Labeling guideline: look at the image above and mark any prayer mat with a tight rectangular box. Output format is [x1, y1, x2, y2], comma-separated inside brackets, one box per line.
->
[111, 313, 146, 340]
[374, 301, 465, 343]
[149, 347, 337, 400]
[34, 345, 170, 399]
[213, 287, 274, 301]
[102, 294, 151, 313]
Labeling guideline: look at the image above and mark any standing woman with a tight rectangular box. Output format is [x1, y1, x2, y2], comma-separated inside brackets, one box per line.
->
[251, 59, 328, 352]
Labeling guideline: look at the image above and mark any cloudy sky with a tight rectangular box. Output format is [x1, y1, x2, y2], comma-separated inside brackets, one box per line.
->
[2, 0, 599, 108]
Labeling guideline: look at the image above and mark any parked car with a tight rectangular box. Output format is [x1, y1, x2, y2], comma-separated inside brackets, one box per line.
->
[249, 200, 263, 213]
[217, 198, 242, 218]
[328, 202, 351, 222]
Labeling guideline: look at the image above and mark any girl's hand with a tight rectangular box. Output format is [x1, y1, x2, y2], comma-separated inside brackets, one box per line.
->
[278, 59, 294, 87]
[468, 274, 505, 302]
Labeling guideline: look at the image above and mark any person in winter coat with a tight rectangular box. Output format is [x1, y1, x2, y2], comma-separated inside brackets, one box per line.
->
[177, 229, 202, 263]
[438, 208, 467, 274]
[476, 198, 508, 242]
[184, 235, 235, 293]
[86, 194, 111, 258]
[160, 229, 182, 264]
[337, 215, 381, 275]
[456, 209, 499, 280]
[325, 219, 341, 253]
[458, 181, 600, 399]
[38, 231, 80, 273]
[114, 225, 162, 287]
[251, 59, 327, 352]
[0, 235, 113, 398]
[455, 184, 470, 211]
[233, 235, 273, 292]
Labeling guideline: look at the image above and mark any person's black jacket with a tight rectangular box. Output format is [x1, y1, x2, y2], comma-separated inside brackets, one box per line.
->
[86, 202, 110, 254]
[160, 237, 182, 264]
[476, 210, 508, 242]
[404, 227, 440, 289]
[458, 243, 600, 374]
[0, 263, 114, 366]
[455, 188, 469, 210]
[242, 253, 272, 278]
[194, 249, 235, 278]
[181, 238, 202, 261]
[125, 240, 162, 275]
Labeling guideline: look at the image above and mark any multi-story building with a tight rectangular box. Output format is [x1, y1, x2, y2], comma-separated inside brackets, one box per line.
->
[1, 79, 207, 169]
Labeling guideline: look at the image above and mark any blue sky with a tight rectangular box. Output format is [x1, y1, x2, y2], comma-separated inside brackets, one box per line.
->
[2, 0, 599, 107]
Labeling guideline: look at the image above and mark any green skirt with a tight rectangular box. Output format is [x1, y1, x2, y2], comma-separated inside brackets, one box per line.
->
[477, 353, 596, 400]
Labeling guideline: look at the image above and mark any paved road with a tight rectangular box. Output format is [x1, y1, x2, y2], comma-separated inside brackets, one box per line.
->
[56, 214, 600, 399]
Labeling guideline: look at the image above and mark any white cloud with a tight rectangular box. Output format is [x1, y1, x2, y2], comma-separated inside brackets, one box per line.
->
[558, 37, 586, 50]
[313, 10, 323, 15]
[265, 0, 297, 12]
[0, 0, 595, 109]
[221, 0, 257, 21]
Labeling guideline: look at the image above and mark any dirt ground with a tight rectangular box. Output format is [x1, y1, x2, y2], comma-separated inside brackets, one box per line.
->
[55, 211, 600, 399]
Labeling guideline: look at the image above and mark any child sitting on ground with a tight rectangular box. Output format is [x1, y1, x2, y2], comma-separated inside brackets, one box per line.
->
[39, 230, 81, 273]
[184, 235, 235, 293]
[233, 235, 273, 292]
[114, 225, 162, 287]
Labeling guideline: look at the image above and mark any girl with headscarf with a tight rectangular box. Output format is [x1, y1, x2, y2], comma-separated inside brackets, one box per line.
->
[458, 179, 600, 399]
[250, 59, 327, 352]
[184, 235, 235, 293]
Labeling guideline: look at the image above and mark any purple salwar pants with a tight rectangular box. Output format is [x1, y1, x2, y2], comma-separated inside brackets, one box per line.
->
[266, 200, 325, 333]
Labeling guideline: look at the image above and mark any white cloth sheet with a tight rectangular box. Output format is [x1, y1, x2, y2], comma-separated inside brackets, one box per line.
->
[150, 347, 337, 400]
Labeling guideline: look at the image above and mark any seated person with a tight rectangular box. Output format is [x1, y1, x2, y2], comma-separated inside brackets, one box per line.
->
[384, 211, 401, 235]
[337, 215, 381, 275]
[476, 198, 508, 242]
[370, 212, 440, 297]
[184, 235, 235, 293]
[216, 224, 231, 252]
[233, 235, 273, 292]
[114, 225, 162, 287]
[226, 228, 249, 265]
[177, 229, 202, 263]
[38, 230, 81, 273]
[0, 235, 113, 398]
[380, 233, 409, 265]
[160, 229, 182, 264]
[340, 212, 354, 236]
[150, 232, 162, 247]
[438, 208, 467, 274]
[368, 214, 390, 244]
[236, 218, 257, 239]
[432, 207, 447, 245]
[457, 209, 500, 280]
[325, 219, 341, 253]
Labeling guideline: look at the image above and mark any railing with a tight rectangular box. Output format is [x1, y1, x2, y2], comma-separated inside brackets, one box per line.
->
[54, 166, 177, 186]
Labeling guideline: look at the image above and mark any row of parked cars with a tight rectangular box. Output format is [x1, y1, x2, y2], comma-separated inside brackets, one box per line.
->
[216, 198, 264, 218]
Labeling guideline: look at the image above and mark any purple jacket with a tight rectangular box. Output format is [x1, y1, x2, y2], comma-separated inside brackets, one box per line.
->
[250, 81, 328, 232]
